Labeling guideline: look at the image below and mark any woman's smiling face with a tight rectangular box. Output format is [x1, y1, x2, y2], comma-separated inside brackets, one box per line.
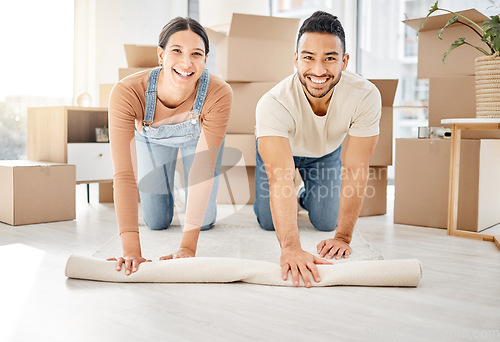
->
[158, 29, 207, 90]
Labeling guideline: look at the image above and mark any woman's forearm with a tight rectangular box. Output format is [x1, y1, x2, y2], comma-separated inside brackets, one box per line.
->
[180, 228, 201, 252]
[120, 231, 142, 257]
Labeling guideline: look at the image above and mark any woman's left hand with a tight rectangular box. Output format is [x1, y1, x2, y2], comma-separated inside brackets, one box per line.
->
[159, 247, 196, 260]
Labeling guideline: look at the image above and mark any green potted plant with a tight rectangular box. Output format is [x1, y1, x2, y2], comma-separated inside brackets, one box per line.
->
[420, 1, 500, 118]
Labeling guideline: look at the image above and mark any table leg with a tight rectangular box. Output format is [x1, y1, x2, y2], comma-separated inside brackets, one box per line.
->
[447, 125, 461, 236]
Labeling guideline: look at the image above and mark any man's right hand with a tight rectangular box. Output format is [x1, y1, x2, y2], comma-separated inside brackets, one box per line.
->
[280, 246, 333, 288]
[107, 256, 152, 276]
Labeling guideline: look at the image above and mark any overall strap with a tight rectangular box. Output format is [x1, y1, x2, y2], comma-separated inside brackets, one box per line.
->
[193, 69, 210, 115]
[143, 67, 162, 129]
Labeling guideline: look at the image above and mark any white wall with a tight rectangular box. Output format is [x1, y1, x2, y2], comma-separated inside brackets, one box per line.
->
[199, 0, 269, 29]
[73, 0, 187, 106]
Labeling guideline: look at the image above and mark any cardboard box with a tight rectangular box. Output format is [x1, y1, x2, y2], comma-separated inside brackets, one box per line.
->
[428, 76, 475, 126]
[428, 77, 500, 139]
[223, 134, 256, 167]
[227, 81, 278, 134]
[98, 182, 114, 203]
[342, 79, 398, 166]
[205, 14, 300, 82]
[359, 166, 387, 217]
[99, 84, 115, 108]
[394, 138, 500, 231]
[124, 44, 158, 68]
[0, 161, 76, 226]
[218, 134, 256, 204]
[403, 9, 489, 79]
[118, 44, 157, 80]
[119, 68, 150, 81]
[217, 166, 255, 204]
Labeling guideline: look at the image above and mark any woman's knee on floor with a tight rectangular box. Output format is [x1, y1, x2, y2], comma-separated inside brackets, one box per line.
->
[200, 220, 215, 231]
[145, 213, 174, 231]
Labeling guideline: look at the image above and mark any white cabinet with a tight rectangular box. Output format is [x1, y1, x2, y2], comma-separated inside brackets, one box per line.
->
[67, 143, 113, 182]
[27, 106, 112, 185]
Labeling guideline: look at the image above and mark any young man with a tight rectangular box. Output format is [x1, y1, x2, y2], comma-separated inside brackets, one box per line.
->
[254, 11, 381, 287]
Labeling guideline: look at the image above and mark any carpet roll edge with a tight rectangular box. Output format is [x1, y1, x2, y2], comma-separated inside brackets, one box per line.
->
[65, 254, 423, 287]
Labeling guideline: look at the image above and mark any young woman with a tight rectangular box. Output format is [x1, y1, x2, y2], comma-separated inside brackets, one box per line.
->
[107, 17, 232, 275]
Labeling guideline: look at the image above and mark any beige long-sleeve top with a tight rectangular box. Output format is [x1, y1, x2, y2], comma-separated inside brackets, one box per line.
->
[108, 69, 232, 235]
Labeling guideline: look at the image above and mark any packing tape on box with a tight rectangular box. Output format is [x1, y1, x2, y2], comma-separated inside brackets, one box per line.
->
[65, 254, 422, 287]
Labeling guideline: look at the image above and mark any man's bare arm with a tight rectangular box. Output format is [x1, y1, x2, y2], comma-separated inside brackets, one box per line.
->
[258, 136, 331, 287]
[257, 136, 299, 247]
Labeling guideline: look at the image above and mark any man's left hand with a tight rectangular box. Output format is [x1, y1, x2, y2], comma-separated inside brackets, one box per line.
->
[316, 238, 352, 260]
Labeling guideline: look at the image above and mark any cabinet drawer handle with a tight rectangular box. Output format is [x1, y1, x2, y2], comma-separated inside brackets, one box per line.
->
[98, 153, 103, 157]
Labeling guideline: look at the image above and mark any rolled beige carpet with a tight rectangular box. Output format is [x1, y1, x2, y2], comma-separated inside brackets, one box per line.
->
[65, 255, 422, 287]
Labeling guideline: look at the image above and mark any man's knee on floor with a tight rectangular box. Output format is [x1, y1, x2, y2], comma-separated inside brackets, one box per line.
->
[312, 222, 337, 232]
[253, 199, 275, 231]
[257, 220, 275, 231]
[309, 212, 338, 232]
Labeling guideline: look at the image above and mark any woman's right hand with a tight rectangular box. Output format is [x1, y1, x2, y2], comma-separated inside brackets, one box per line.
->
[107, 256, 152, 276]
[159, 247, 196, 260]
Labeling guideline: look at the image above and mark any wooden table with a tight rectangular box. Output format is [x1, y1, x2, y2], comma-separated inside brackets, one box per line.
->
[441, 118, 500, 249]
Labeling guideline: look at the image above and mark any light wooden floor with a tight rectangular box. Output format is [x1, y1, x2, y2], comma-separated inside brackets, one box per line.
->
[1, 184, 499, 342]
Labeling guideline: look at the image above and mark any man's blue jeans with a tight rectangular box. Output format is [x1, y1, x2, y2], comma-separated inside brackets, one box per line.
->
[253, 141, 342, 232]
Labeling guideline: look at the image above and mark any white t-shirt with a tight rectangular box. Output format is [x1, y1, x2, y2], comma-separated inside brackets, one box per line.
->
[255, 70, 381, 158]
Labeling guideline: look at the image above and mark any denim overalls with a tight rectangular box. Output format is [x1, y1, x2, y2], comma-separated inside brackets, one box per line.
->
[135, 67, 223, 231]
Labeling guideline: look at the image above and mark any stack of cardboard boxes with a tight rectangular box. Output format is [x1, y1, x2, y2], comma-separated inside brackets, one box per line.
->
[206, 13, 300, 204]
[395, 9, 500, 231]
[352, 79, 398, 216]
[118, 45, 155, 80]
[340, 79, 398, 216]
[99, 45, 157, 106]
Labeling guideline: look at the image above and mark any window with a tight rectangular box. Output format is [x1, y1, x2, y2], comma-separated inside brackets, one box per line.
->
[0, 0, 74, 159]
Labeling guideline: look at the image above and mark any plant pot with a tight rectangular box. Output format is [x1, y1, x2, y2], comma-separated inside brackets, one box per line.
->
[475, 54, 500, 118]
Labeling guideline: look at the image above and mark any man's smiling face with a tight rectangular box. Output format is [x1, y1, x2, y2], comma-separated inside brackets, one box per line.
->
[295, 32, 349, 99]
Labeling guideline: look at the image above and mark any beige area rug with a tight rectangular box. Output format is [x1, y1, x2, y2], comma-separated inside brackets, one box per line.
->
[66, 206, 421, 287]
[93, 205, 384, 263]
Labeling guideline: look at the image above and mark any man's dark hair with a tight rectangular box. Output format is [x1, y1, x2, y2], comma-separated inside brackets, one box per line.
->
[158, 17, 210, 55]
[296, 11, 346, 55]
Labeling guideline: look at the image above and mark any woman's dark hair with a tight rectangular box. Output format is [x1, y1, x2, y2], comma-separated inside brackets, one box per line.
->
[296, 11, 346, 55]
[158, 17, 210, 55]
